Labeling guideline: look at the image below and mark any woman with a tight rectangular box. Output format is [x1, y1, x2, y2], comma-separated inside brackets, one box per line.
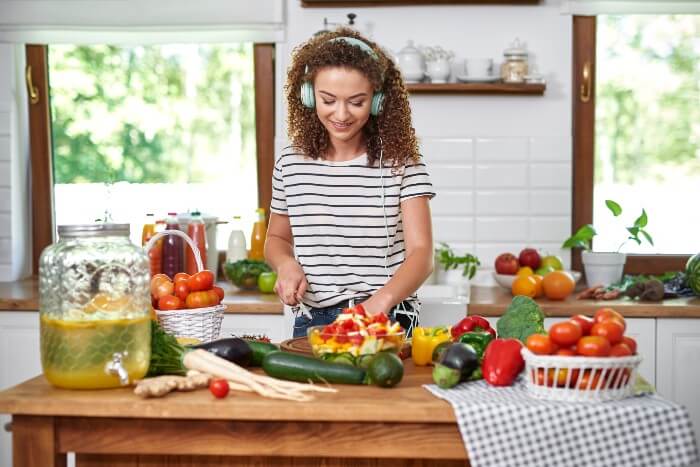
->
[265, 28, 435, 338]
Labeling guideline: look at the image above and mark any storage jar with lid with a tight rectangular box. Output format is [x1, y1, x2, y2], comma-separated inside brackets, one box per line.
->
[500, 38, 529, 83]
[39, 223, 152, 389]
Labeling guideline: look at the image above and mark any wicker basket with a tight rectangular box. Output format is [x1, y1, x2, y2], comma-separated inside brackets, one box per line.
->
[521, 347, 643, 403]
[144, 229, 224, 343]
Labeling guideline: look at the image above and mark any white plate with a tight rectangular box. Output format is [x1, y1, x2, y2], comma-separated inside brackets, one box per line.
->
[456, 75, 500, 83]
[492, 270, 583, 290]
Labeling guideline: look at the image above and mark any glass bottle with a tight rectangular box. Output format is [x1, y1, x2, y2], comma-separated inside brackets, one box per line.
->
[39, 223, 151, 389]
[500, 38, 529, 83]
[227, 215, 247, 263]
[185, 211, 207, 275]
[249, 208, 267, 261]
[141, 213, 162, 277]
[162, 212, 183, 279]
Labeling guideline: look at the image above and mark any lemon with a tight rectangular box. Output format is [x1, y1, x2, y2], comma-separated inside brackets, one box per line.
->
[516, 266, 534, 277]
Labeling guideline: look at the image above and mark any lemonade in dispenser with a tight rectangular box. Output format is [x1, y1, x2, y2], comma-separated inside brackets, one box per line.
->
[39, 224, 151, 389]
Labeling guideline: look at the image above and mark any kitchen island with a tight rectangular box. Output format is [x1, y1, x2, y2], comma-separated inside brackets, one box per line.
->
[0, 362, 468, 467]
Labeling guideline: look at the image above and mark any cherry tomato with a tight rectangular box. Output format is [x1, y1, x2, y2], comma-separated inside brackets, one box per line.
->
[213, 286, 225, 301]
[209, 378, 229, 398]
[348, 334, 364, 346]
[593, 307, 626, 331]
[555, 347, 577, 356]
[577, 369, 604, 390]
[570, 314, 594, 335]
[187, 270, 215, 292]
[173, 272, 190, 284]
[157, 294, 182, 311]
[526, 333, 556, 355]
[185, 291, 214, 309]
[576, 335, 611, 357]
[207, 289, 222, 306]
[549, 321, 582, 347]
[591, 320, 624, 345]
[621, 336, 637, 354]
[174, 281, 190, 301]
[371, 313, 389, 324]
[610, 342, 633, 357]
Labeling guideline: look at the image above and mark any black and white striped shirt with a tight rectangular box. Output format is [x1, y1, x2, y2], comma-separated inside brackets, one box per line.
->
[270, 151, 435, 308]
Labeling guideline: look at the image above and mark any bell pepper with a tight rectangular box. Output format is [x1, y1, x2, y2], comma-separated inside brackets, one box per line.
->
[411, 326, 451, 366]
[458, 331, 494, 358]
[450, 315, 496, 340]
[481, 338, 525, 387]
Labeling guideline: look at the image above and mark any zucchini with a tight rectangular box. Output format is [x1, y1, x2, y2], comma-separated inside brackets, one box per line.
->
[262, 351, 366, 385]
[244, 340, 279, 366]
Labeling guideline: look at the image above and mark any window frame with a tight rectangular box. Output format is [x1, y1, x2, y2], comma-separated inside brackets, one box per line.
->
[25, 42, 275, 275]
[571, 15, 690, 275]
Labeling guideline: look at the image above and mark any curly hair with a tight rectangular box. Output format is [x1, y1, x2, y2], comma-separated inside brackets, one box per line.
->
[285, 28, 420, 168]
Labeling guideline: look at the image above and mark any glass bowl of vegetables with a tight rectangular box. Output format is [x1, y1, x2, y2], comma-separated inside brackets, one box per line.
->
[307, 310, 405, 367]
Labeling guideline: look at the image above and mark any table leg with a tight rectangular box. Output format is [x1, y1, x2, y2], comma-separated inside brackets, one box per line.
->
[12, 415, 66, 467]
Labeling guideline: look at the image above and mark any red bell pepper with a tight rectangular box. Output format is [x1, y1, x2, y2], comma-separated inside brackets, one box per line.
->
[481, 338, 525, 387]
[450, 315, 496, 340]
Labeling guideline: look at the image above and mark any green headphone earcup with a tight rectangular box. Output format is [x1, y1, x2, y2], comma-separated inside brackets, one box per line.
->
[300, 81, 315, 108]
[371, 91, 385, 116]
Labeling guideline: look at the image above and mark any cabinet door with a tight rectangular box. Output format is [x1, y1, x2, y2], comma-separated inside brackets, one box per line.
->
[657, 319, 700, 454]
[221, 314, 286, 343]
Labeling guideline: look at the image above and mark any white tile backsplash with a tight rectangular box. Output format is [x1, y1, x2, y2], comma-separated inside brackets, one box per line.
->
[433, 217, 474, 243]
[0, 161, 9, 187]
[476, 191, 529, 215]
[0, 136, 9, 162]
[0, 111, 9, 136]
[431, 191, 473, 216]
[0, 239, 10, 264]
[530, 163, 571, 188]
[476, 164, 528, 188]
[0, 213, 10, 237]
[529, 217, 570, 242]
[529, 136, 570, 162]
[476, 217, 529, 242]
[530, 190, 570, 215]
[0, 188, 9, 211]
[421, 139, 473, 163]
[475, 137, 528, 162]
[429, 165, 473, 189]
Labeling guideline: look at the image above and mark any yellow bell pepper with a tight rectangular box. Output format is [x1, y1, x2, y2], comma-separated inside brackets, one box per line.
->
[411, 326, 451, 366]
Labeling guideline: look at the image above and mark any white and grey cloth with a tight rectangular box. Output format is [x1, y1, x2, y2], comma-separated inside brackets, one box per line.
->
[425, 378, 699, 467]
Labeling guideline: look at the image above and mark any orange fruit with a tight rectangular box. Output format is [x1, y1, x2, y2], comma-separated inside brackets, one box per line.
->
[542, 271, 575, 300]
[531, 274, 544, 298]
[516, 267, 534, 278]
[512, 275, 537, 297]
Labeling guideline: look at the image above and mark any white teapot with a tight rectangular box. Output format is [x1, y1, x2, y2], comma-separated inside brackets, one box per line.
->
[396, 40, 425, 83]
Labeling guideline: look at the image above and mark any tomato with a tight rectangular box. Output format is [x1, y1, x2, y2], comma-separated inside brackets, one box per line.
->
[526, 333, 556, 355]
[555, 347, 577, 356]
[207, 289, 222, 306]
[610, 342, 633, 357]
[577, 369, 604, 390]
[593, 307, 626, 331]
[549, 321, 582, 347]
[621, 336, 637, 354]
[151, 275, 174, 299]
[570, 314, 594, 335]
[209, 378, 229, 398]
[187, 270, 214, 292]
[576, 335, 611, 357]
[157, 294, 182, 311]
[174, 281, 190, 301]
[173, 272, 190, 284]
[212, 286, 225, 301]
[590, 320, 624, 345]
[185, 291, 215, 309]
[371, 313, 389, 324]
[348, 334, 364, 346]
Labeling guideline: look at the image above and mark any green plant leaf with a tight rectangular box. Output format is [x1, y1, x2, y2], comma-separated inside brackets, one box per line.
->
[562, 238, 590, 249]
[634, 209, 648, 228]
[605, 200, 622, 216]
[627, 226, 640, 237]
[641, 229, 654, 246]
[562, 224, 596, 249]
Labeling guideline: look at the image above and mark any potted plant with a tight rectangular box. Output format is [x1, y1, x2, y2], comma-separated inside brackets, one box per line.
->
[562, 200, 653, 287]
[434, 243, 480, 298]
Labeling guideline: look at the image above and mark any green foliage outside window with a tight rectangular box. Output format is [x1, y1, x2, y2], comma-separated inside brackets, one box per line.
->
[48, 44, 256, 184]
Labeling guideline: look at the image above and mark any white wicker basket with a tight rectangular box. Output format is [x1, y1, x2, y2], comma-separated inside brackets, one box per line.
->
[144, 229, 224, 343]
[521, 347, 642, 403]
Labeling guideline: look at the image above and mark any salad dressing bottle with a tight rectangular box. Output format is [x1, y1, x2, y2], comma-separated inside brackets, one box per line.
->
[248, 208, 266, 261]
[162, 212, 183, 279]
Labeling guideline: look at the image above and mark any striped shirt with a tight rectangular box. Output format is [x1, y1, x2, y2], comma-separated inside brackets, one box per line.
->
[270, 151, 435, 308]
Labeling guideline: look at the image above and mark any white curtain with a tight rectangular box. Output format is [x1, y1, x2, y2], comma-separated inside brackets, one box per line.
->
[0, 0, 286, 44]
[563, 0, 700, 14]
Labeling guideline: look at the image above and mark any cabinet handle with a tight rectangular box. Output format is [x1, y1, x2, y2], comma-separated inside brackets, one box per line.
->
[580, 61, 591, 103]
[26, 65, 40, 105]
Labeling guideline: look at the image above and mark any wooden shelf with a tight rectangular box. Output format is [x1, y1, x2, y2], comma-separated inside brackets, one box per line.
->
[405, 82, 546, 95]
[302, 0, 539, 6]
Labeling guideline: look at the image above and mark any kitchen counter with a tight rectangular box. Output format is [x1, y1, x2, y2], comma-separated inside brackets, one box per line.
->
[0, 363, 467, 466]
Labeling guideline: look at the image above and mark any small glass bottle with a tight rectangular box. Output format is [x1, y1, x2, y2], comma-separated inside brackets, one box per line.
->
[185, 211, 207, 275]
[162, 212, 183, 279]
[500, 38, 529, 83]
[249, 208, 267, 261]
[141, 213, 161, 277]
[227, 216, 247, 263]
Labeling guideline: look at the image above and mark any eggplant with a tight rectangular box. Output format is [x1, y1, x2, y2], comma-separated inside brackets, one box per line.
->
[192, 338, 253, 367]
[432, 342, 479, 389]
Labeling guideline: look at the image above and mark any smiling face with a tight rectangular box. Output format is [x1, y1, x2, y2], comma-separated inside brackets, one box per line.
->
[314, 66, 374, 148]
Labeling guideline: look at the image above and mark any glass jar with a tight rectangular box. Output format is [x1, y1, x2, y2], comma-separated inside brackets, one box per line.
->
[39, 224, 151, 389]
[500, 39, 529, 83]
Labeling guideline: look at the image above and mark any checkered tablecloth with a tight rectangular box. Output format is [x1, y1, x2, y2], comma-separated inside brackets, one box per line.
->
[425, 378, 699, 467]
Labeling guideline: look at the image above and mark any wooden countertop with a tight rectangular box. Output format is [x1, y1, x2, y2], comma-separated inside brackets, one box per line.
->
[0, 362, 453, 424]
[469, 285, 700, 318]
[0, 278, 283, 315]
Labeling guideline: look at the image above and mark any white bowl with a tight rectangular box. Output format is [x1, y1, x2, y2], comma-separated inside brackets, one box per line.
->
[492, 270, 582, 290]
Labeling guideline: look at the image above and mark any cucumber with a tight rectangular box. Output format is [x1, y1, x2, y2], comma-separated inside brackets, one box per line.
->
[244, 340, 279, 366]
[324, 352, 356, 367]
[262, 351, 366, 385]
[366, 352, 404, 388]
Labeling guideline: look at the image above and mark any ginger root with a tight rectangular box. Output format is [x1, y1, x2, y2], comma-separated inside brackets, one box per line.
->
[134, 372, 211, 398]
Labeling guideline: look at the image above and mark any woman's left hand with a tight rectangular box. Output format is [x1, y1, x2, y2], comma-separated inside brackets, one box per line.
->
[360, 295, 391, 317]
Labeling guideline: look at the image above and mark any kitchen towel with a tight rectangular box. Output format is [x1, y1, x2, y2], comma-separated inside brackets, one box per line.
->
[425, 378, 699, 467]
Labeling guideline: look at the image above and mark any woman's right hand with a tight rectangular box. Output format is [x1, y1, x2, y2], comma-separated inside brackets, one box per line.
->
[274, 259, 308, 306]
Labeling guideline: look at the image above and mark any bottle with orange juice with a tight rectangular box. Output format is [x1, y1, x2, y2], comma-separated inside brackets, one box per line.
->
[185, 211, 207, 275]
[249, 208, 266, 261]
[141, 213, 162, 277]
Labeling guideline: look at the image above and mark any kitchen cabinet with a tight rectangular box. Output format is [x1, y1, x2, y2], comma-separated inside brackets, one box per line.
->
[656, 319, 700, 454]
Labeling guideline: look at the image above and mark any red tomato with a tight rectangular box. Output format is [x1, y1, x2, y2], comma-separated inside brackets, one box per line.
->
[555, 347, 577, 356]
[576, 335, 611, 357]
[610, 342, 633, 357]
[549, 321, 583, 347]
[212, 286, 225, 301]
[348, 334, 363, 346]
[151, 276, 174, 299]
[371, 313, 389, 324]
[526, 334, 556, 355]
[187, 270, 214, 292]
[174, 282, 189, 301]
[577, 369, 604, 390]
[207, 289, 222, 306]
[173, 272, 190, 284]
[185, 291, 214, 309]
[591, 320, 624, 345]
[157, 294, 182, 311]
[209, 379, 229, 398]
[621, 336, 637, 354]
[594, 308, 626, 331]
[570, 314, 594, 335]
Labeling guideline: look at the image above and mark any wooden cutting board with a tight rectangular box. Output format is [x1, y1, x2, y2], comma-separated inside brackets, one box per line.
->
[280, 337, 412, 360]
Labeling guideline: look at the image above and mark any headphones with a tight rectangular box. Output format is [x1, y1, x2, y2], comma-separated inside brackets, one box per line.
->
[300, 36, 386, 116]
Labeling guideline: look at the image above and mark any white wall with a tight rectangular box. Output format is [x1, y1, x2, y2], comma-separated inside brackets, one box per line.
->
[0, 45, 15, 279]
[277, 0, 573, 279]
